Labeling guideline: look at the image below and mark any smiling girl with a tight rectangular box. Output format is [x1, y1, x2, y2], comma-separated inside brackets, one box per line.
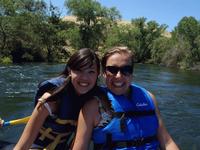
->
[14, 48, 101, 150]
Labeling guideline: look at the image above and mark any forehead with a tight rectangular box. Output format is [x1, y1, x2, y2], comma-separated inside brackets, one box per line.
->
[79, 63, 97, 70]
[106, 53, 132, 66]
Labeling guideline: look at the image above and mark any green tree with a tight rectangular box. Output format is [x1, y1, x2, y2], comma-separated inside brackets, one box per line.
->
[0, 0, 71, 63]
[162, 38, 191, 68]
[65, 0, 121, 50]
[0, 0, 17, 16]
[151, 37, 172, 64]
[171, 16, 200, 68]
[131, 17, 167, 62]
[104, 23, 138, 53]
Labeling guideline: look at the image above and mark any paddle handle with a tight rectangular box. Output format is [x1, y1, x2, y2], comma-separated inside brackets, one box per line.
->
[2, 116, 30, 127]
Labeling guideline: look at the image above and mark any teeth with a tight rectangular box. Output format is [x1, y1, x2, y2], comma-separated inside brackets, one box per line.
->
[113, 82, 123, 87]
[79, 82, 89, 86]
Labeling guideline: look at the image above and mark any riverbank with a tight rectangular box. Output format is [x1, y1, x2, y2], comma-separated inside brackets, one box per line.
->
[190, 62, 200, 71]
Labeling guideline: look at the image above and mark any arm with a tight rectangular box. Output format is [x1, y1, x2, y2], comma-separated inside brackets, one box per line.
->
[0, 118, 4, 127]
[72, 99, 100, 150]
[148, 92, 179, 150]
[14, 92, 55, 150]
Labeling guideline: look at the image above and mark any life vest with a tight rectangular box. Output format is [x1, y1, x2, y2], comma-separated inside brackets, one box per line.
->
[33, 76, 96, 149]
[93, 84, 159, 150]
[34, 76, 66, 106]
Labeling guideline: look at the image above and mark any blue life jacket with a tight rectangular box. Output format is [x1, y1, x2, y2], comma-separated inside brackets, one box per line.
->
[92, 84, 159, 150]
[33, 76, 96, 149]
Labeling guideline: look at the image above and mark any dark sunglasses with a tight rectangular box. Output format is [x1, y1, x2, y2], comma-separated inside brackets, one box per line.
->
[105, 65, 133, 76]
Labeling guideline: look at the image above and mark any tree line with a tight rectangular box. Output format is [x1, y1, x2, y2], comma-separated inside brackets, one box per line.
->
[0, 0, 200, 70]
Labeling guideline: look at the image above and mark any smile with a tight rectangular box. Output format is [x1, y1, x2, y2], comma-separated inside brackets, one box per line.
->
[78, 82, 89, 87]
[112, 81, 124, 87]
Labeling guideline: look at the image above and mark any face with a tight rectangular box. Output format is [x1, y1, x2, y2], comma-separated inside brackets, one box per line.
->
[70, 64, 98, 95]
[104, 53, 133, 95]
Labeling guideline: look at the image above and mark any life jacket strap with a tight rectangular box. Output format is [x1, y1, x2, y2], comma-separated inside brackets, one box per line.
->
[39, 127, 71, 141]
[55, 118, 77, 126]
[106, 133, 113, 150]
[113, 110, 155, 118]
[113, 135, 157, 148]
[120, 113, 126, 132]
[45, 134, 62, 150]
[37, 127, 72, 149]
[94, 135, 157, 149]
[39, 128, 52, 141]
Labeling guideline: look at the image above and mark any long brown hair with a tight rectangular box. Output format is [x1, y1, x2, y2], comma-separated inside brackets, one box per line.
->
[39, 48, 100, 104]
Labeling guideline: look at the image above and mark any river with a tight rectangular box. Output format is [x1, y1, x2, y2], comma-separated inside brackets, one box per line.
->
[0, 63, 200, 150]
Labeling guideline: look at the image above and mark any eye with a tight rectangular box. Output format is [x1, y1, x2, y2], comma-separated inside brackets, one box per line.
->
[88, 70, 96, 74]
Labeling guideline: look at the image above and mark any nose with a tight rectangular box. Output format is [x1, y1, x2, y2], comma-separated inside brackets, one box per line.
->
[115, 70, 123, 78]
[80, 72, 89, 80]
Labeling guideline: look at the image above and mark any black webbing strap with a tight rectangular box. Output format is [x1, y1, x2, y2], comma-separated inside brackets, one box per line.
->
[113, 110, 155, 118]
[94, 135, 157, 149]
[106, 133, 113, 150]
[112, 135, 157, 148]
[94, 133, 113, 150]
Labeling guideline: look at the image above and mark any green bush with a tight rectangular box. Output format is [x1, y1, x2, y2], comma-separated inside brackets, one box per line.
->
[0, 57, 13, 64]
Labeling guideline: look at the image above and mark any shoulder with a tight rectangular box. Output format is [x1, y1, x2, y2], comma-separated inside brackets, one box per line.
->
[82, 97, 103, 126]
[147, 91, 163, 122]
[83, 97, 99, 112]
[39, 76, 66, 88]
[147, 91, 158, 107]
[36, 92, 58, 114]
[35, 77, 68, 104]
[93, 87, 113, 113]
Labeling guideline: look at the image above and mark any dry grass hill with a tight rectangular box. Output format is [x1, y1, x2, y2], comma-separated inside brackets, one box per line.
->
[62, 16, 171, 38]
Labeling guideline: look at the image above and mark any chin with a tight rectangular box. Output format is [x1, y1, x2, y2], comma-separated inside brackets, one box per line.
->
[112, 90, 125, 95]
[79, 89, 91, 95]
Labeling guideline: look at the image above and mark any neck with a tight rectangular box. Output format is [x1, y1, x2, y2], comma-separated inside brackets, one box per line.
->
[124, 87, 132, 99]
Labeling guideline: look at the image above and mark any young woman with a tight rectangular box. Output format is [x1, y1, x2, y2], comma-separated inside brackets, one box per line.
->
[14, 48, 101, 150]
[72, 47, 179, 150]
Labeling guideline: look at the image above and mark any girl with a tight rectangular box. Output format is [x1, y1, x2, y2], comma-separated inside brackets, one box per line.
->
[14, 48, 100, 150]
[72, 47, 179, 150]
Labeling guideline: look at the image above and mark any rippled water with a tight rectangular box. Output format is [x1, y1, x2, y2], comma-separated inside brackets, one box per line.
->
[0, 63, 200, 150]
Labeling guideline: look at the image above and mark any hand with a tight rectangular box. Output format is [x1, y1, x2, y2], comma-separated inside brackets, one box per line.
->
[0, 118, 4, 127]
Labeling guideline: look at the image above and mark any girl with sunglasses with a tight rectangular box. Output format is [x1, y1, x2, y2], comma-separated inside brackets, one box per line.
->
[14, 48, 101, 150]
[72, 47, 179, 150]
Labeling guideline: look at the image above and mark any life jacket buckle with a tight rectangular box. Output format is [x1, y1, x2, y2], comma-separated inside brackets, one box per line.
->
[120, 113, 126, 132]
[137, 137, 144, 146]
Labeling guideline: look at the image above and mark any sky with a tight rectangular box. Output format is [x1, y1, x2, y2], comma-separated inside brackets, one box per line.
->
[45, 0, 200, 32]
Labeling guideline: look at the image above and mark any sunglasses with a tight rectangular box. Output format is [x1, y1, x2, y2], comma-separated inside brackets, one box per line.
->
[105, 65, 133, 76]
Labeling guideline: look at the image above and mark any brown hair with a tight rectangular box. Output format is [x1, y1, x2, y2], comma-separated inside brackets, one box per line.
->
[61, 48, 100, 76]
[101, 46, 134, 72]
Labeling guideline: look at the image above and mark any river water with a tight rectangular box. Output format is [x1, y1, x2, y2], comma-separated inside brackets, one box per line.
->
[0, 63, 200, 150]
